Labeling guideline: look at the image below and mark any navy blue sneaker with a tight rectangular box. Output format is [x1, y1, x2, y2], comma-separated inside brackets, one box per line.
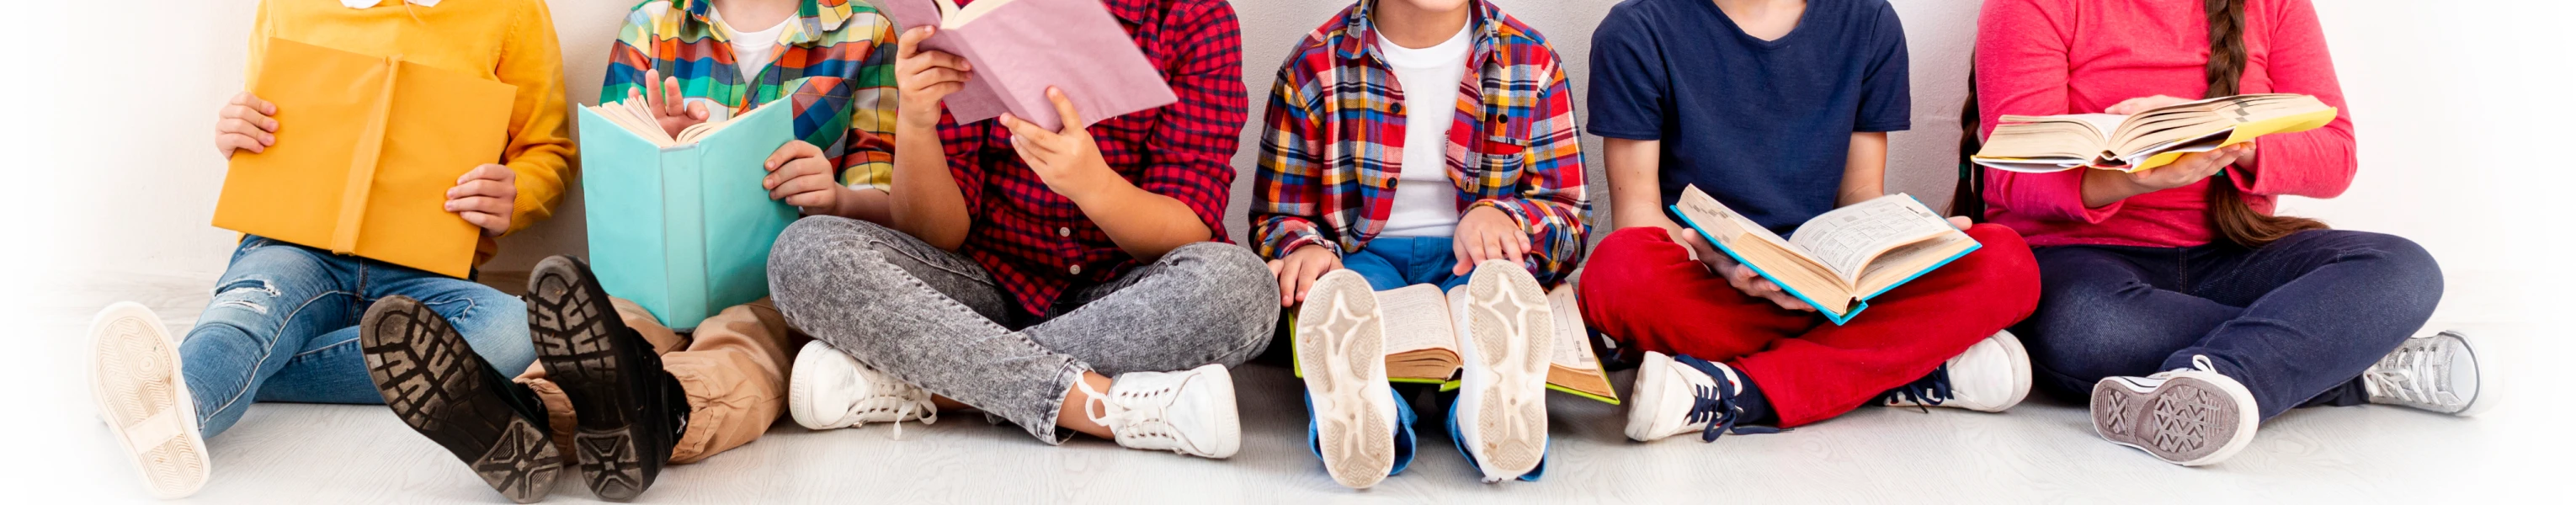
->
[1624, 352, 1779, 443]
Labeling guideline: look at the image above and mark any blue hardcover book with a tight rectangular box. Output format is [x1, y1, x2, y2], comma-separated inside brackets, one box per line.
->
[1668, 185, 1981, 325]
[577, 100, 796, 330]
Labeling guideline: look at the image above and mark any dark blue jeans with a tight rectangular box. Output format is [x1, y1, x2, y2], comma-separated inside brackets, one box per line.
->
[2014, 230, 2440, 420]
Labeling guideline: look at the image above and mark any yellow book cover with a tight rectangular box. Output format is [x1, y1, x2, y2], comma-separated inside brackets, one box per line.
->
[213, 37, 515, 279]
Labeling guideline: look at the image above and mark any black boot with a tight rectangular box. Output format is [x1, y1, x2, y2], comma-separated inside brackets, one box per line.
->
[360, 295, 564, 503]
[527, 255, 686, 502]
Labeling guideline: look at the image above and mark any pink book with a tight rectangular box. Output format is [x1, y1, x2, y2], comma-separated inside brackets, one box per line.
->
[877, 0, 1179, 130]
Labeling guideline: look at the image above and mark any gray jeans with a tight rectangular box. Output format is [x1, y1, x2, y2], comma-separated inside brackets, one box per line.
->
[768, 217, 1278, 442]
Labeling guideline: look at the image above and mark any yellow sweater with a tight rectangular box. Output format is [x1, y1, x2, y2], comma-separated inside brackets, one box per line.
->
[249, 0, 573, 266]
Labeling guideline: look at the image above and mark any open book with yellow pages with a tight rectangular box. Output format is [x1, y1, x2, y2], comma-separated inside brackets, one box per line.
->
[1671, 185, 1980, 326]
[1314, 283, 1619, 404]
[212, 37, 517, 279]
[1972, 93, 2337, 173]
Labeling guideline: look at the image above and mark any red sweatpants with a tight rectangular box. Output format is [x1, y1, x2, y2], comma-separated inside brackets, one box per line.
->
[1578, 225, 2041, 427]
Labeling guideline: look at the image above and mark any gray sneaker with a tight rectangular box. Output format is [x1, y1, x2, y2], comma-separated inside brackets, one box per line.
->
[2090, 355, 2259, 466]
[2363, 330, 2493, 416]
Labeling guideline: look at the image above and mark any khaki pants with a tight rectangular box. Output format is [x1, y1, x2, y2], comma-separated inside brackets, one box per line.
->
[513, 298, 806, 464]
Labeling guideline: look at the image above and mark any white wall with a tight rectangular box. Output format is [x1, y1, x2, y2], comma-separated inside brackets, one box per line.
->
[17, 0, 2568, 326]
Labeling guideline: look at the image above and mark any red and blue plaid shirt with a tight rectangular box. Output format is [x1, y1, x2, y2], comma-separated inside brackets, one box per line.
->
[936, 0, 1248, 316]
[1251, 0, 1590, 285]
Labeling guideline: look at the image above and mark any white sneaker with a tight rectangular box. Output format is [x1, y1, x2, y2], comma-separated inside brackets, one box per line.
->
[1452, 261, 1551, 482]
[2091, 355, 2259, 466]
[1088, 364, 1240, 459]
[1625, 351, 1770, 443]
[2363, 330, 2492, 416]
[1881, 331, 2032, 412]
[88, 302, 211, 498]
[787, 341, 938, 435]
[1293, 270, 1397, 488]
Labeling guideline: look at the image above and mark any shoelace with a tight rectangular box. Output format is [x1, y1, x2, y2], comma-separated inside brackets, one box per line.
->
[1675, 355, 1780, 443]
[1877, 363, 1955, 413]
[2363, 340, 2446, 404]
[1081, 378, 1178, 446]
[846, 369, 939, 439]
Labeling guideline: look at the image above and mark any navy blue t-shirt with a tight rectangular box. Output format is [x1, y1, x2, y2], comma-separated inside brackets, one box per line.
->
[1587, 0, 1911, 235]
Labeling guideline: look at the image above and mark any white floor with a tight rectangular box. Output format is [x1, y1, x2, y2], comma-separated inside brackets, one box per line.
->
[14, 273, 2565, 503]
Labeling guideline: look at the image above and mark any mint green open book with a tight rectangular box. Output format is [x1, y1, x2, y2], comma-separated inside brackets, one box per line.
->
[577, 100, 796, 330]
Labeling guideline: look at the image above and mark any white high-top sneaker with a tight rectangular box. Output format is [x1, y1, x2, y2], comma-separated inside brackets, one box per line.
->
[1293, 270, 1398, 488]
[2090, 355, 2259, 466]
[1088, 364, 1241, 459]
[787, 341, 938, 434]
[2363, 330, 2493, 416]
[88, 302, 211, 499]
[1625, 351, 1771, 443]
[1881, 331, 2033, 412]
[1452, 261, 1551, 482]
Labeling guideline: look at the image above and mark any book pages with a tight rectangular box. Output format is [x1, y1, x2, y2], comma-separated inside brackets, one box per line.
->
[1785, 194, 1954, 281]
[1376, 284, 1457, 357]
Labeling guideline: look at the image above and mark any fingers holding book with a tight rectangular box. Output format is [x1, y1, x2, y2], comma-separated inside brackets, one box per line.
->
[216, 92, 279, 159]
[445, 163, 517, 237]
[895, 26, 972, 127]
[764, 141, 842, 212]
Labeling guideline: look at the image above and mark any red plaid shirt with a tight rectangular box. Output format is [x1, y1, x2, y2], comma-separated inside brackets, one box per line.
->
[936, 0, 1248, 316]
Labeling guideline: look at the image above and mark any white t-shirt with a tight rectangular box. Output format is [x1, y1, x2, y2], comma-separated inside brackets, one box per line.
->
[716, 11, 790, 80]
[1373, 24, 1474, 238]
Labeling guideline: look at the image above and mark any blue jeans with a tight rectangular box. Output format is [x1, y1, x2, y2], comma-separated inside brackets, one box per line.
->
[1341, 236, 1472, 292]
[181, 236, 535, 438]
[2014, 230, 2440, 420]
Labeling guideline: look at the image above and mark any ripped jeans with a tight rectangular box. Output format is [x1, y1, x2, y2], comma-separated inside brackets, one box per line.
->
[181, 236, 535, 439]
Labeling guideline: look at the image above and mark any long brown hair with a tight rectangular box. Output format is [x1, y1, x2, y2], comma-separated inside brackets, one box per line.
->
[1955, 0, 2327, 247]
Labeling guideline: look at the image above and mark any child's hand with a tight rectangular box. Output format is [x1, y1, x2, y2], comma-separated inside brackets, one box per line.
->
[1000, 88, 1112, 200]
[1450, 206, 1530, 275]
[1267, 245, 1341, 307]
[216, 92, 279, 159]
[894, 26, 971, 130]
[764, 141, 842, 212]
[2125, 143, 2251, 192]
[444, 164, 517, 237]
[1722, 263, 1814, 312]
[629, 68, 710, 138]
[1670, 227, 1811, 311]
[2105, 95, 2193, 115]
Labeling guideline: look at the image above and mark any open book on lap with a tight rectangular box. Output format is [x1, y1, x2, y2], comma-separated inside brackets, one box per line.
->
[1972, 93, 2337, 173]
[1296, 283, 1620, 404]
[876, 0, 1177, 130]
[1670, 185, 1981, 325]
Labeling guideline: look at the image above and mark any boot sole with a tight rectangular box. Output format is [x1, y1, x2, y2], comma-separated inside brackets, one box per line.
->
[529, 258, 661, 502]
[1294, 272, 1394, 489]
[88, 303, 211, 499]
[2091, 373, 2258, 466]
[360, 297, 562, 503]
[1461, 262, 1551, 481]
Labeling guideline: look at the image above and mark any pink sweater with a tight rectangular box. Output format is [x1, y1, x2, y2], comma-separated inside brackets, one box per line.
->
[1975, 0, 2356, 247]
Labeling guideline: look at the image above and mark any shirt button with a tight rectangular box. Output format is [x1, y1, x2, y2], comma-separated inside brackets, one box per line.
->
[1069, 264, 1083, 275]
[1057, 227, 1072, 237]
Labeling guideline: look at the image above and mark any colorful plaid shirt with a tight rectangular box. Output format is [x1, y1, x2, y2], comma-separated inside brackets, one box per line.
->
[1251, 0, 1590, 284]
[604, 0, 898, 190]
[936, 0, 1248, 316]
